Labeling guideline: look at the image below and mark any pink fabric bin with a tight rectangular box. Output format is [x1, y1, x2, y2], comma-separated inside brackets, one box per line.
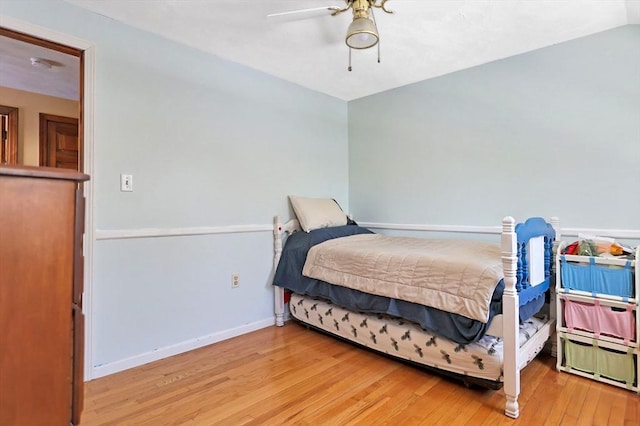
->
[563, 297, 636, 343]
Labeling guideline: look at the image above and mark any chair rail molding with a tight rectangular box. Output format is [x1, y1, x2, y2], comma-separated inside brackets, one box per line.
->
[95, 224, 272, 240]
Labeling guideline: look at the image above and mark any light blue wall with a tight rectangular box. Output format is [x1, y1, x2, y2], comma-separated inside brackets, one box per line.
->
[2, 1, 349, 368]
[349, 25, 640, 232]
[94, 32, 349, 229]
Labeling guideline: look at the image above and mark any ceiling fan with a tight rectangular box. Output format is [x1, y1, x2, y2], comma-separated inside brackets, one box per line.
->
[268, 0, 394, 71]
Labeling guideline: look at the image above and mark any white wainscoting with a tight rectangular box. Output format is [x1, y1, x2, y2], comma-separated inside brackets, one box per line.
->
[92, 224, 273, 378]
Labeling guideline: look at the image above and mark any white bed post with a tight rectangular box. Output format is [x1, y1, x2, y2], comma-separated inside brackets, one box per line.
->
[273, 216, 285, 326]
[501, 216, 520, 419]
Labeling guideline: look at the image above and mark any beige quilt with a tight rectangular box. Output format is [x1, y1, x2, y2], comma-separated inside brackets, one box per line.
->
[302, 234, 504, 323]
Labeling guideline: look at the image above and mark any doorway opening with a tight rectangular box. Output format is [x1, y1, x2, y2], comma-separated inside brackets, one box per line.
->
[0, 18, 95, 382]
[0, 27, 83, 171]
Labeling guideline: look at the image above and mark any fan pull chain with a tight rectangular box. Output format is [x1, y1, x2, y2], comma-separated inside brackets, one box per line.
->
[371, 7, 380, 63]
[348, 48, 352, 71]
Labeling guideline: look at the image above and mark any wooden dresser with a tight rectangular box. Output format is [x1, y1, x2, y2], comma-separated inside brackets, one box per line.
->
[0, 165, 89, 426]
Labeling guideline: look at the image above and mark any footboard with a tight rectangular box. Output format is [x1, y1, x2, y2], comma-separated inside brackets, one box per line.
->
[501, 216, 558, 418]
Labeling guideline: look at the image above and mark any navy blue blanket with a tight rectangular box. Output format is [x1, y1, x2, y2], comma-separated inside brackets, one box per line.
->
[273, 225, 517, 344]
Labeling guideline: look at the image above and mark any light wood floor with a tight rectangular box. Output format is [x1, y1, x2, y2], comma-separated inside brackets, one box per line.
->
[81, 323, 639, 426]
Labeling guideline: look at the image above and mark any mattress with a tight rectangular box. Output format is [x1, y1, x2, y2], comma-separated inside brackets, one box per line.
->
[302, 233, 503, 322]
[289, 293, 548, 383]
[273, 225, 504, 344]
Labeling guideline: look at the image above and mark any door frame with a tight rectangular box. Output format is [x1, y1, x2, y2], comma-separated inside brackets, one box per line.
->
[0, 105, 18, 164]
[0, 15, 97, 380]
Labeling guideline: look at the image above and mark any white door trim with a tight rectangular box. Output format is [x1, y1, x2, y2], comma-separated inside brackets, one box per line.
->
[0, 15, 96, 380]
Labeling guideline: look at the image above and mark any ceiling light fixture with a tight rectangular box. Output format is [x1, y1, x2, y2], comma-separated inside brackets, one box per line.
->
[268, 0, 394, 71]
[30, 57, 53, 70]
[345, 1, 379, 49]
[334, 0, 393, 71]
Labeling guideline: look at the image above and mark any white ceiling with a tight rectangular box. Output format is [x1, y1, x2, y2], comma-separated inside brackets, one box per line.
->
[2, 1, 639, 101]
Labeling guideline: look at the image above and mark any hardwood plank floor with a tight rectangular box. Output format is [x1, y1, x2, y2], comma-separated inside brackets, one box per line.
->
[81, 323, 639, 426]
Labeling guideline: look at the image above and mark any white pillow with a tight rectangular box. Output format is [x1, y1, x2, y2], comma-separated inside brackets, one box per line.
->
[289, 196, 348, 232]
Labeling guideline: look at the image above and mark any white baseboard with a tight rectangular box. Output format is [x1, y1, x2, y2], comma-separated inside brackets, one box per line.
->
[90, 317, 275, 379]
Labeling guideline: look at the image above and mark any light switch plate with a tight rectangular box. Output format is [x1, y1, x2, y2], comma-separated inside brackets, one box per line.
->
[120, 174, 133, 192]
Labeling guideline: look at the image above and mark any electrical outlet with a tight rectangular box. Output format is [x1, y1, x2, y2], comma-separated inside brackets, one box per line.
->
[231, 273, 240, 288]
[120, 174, 133, 192]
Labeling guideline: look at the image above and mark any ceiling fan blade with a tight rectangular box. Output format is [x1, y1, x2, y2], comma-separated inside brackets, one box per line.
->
[267, 6, 341, 21]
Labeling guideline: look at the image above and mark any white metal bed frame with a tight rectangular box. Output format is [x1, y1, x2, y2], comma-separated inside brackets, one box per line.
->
[273, 216, 560, 419]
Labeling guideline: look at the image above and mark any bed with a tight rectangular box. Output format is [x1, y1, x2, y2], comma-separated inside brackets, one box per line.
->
[272, 197, 559, 419]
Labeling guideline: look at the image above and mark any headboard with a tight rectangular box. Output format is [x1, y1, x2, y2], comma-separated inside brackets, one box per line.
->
[515, 217, 558, 304]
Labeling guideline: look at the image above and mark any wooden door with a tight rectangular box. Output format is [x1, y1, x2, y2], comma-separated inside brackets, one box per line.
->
[39, 113, 80, 171]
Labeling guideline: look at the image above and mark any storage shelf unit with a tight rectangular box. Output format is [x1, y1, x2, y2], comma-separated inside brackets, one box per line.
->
[555, 241, 639, 393]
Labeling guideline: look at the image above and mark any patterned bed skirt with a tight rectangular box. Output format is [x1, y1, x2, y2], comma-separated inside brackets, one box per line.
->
[289, 293, 547, 383]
